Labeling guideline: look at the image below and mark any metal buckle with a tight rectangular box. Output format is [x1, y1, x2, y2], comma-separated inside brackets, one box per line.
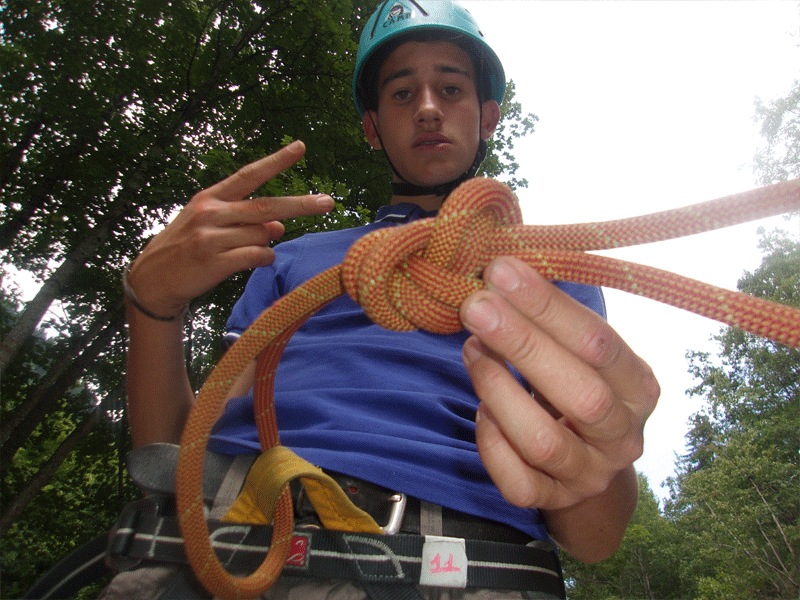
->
[382, 493, 407, 535]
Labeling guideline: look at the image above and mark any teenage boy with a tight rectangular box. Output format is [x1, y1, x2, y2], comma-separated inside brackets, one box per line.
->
[121, 1, 658, 597]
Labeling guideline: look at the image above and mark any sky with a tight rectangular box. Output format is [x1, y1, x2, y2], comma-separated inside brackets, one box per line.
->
[463, 0, 800, 500]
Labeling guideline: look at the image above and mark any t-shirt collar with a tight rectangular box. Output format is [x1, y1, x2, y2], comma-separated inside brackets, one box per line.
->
[375, 203, 438, 224]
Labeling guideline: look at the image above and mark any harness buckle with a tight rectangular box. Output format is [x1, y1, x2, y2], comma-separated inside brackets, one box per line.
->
[382, 492, 407, 535]
[107, 494, 173, 571]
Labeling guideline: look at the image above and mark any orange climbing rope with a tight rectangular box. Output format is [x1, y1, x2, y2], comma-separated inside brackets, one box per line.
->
[176, 177, 800, 600]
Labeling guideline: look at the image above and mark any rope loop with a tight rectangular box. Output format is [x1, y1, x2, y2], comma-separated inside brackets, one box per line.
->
[342, 178, 524, 333]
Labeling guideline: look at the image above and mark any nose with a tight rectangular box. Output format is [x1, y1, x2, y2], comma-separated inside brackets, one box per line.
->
[414, 86, 442, 127]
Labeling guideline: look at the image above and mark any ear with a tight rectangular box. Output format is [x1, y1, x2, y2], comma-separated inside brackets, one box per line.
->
[363, 111, 383, 150]
[480, 100, 501, 140]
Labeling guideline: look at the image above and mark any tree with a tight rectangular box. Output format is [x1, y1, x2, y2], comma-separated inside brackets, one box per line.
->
[481, 79, 537, 190]
[0, 279, 133, 599]
[560, 231, 799, 600]
[1, 1, 537, 596]
[0, 0, 376, 374]
[561, 64, 800, 595]
[665, 230, 799, 600]
[753, 77, 800, 185]
[562, 473, 688, 600]
[658, 70, 800, 599]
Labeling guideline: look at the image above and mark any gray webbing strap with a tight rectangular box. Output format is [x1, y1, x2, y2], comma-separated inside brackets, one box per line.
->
[208, 454, 255, 520]
[419, 500, 443, 537]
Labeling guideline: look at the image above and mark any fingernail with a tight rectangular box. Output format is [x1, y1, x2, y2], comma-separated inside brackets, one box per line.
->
[486, 260, 520, 293]
[316, 195, 334, 209]
[463, 298, 499, 332]
[286, 140, 304, 154]
[462, 337, 484, 365]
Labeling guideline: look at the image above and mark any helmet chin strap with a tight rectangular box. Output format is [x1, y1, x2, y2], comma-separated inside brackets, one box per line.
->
[389, 139, 487, 198]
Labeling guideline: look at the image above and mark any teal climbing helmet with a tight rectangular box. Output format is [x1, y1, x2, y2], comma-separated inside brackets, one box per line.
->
[352, 0, 506, 116]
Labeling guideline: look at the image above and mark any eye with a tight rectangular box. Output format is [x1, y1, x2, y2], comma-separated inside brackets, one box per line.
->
[393, 88, 412, 102]
[442, 85, 461, 97]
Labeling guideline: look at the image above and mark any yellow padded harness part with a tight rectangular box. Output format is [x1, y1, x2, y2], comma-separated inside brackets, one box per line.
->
[222, 446, 383, 534]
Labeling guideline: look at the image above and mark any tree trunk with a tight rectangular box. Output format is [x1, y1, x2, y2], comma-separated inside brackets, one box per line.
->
[0, 302, 122, 447]
[0, 310, 124, 472]
[0, 383, 122, 534]
[0, 197, 132, 374]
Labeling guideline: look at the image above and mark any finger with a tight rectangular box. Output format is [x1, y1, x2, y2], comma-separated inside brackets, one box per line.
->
[207, 140, 308, 202]
[463, 336, 604, 504]
[474, 401, 565, 509]
[479, 257, 659, 415]
[215, 222, 279, 251]
[221, 193, 334, 225]
[218, 245, 277, 274]
[198, 222, 287, 272]
[264, 220, 285, 241]
[460, 287, 637, 450]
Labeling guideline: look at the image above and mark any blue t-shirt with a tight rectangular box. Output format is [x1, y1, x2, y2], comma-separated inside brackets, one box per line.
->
[209, 203, 607, 541]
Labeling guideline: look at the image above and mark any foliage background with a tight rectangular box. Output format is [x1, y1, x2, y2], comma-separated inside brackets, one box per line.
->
[0, 1, 534, 597]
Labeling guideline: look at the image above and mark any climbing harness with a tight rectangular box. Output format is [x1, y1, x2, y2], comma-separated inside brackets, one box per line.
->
[171, 176, 799, 599]
[96, 443, 563, 600]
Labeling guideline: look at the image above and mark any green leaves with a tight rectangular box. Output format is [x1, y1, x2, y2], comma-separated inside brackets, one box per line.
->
[562, 473, 687, 599]
[481, 80, 538, 191]
[666, 230, 800, 599]
[753, 78, 800, 186]
[563, 232, 799, 599]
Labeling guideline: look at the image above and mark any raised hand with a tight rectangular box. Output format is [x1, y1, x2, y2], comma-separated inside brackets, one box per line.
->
[126, 140, 334, 319]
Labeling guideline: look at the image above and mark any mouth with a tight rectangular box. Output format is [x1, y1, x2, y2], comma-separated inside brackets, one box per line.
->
[413, 134, 450, 148]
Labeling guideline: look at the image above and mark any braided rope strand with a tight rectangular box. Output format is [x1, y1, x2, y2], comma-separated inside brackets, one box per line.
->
[176, 177, 799, 600]
[493, 179, 799, 252]
[176, 269, 344, 600]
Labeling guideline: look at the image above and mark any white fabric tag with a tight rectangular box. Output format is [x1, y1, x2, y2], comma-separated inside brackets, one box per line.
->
[419, 535, 468, 588]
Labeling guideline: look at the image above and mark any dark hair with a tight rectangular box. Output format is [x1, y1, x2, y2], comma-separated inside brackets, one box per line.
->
[357, 30, 491, 113]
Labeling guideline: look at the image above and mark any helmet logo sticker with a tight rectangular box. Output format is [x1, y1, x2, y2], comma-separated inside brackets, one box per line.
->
[384, 3, 414, 28]
[368, 0, 429, 41]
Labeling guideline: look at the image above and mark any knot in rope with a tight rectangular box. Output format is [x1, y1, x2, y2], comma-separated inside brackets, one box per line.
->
[342, 178, 523, 334]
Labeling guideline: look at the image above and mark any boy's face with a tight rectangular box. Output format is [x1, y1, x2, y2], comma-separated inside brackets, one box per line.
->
[363, 40, 499, 191]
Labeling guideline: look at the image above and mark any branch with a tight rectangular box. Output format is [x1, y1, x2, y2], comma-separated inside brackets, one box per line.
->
[754, 518, 792, 582]
[703, 501, 774, 580]
[0, 303, 122, 447]
[746, 473, 797, 562]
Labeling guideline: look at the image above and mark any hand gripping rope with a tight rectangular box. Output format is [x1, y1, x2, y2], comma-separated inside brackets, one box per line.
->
[176, 177, 800, 600]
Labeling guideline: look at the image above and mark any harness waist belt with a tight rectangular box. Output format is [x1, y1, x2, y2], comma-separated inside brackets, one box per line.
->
[108, 497, 566, 598]
[127, 444, 535, 545]
[291, 472, 534, 545]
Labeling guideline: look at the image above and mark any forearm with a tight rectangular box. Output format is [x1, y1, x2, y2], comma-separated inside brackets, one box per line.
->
[541, 464, 638, 564]
[124, 297, 195, 448]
